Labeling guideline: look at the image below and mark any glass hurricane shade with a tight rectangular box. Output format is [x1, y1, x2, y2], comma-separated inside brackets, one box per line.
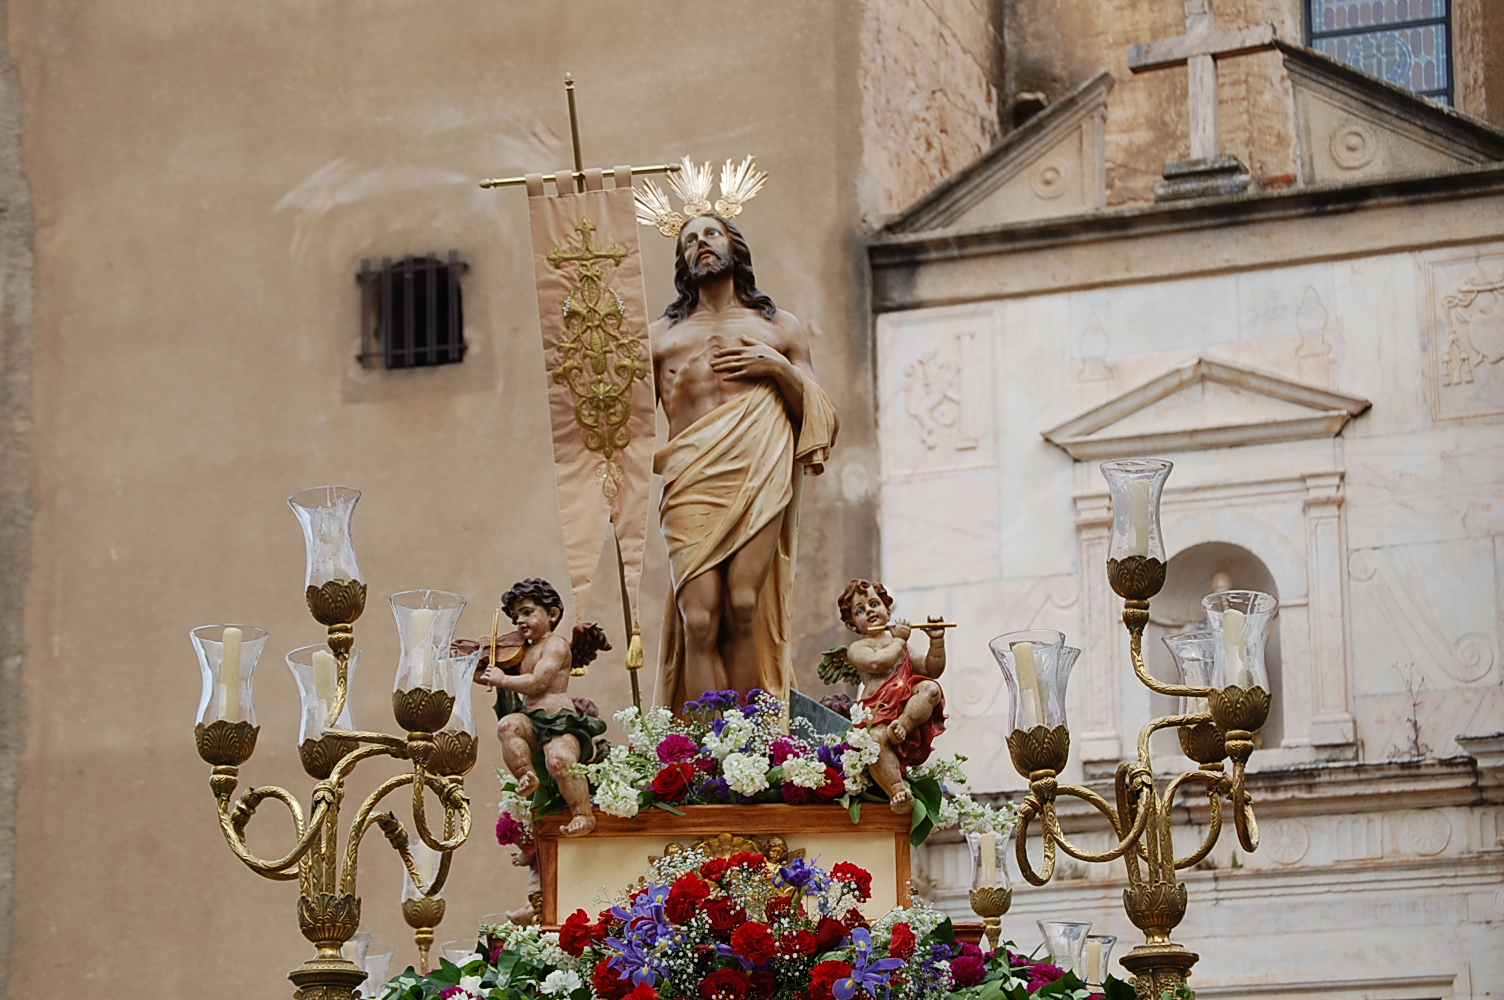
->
[286, 644, 359, 743]
[989, 630, 1076, 732]
[359, 945, 395, 998]
[439, 940, 479, 966]
[442, 650, 481, 738]
[1162, 629, 1217, 715]
[401, 837, 445, 903]
[1202, 590, 1278, 690]
[191, 624, 268, 726]
[287, 486, 363, 589]
[1038, 919, 1092, 978]
[391, 590, 467, 693]
[1083, 934, 1117, 987]
[342, 931, 372, 966]
[1100, 459, 1173, 561]
[966, 828, 1013, 891]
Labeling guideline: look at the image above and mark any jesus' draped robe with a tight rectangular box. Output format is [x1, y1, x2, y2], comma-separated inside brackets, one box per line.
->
[653, 375, 837, 711]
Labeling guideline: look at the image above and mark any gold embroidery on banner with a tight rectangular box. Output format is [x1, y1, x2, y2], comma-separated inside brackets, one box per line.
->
[546, 216, 649, 501]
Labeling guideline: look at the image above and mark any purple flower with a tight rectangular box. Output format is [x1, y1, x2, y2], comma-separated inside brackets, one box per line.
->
[605, 885, 677, 986]
[957, 942, 983, 960]
[777, 857, 824, 890]
[495, 811, 526, 846]
[656, 734, 700, 764]
[711, 718, 728, 736]
[699, 777, 732, 801]
[817, 743, 848, 769]
[770, 738, 802, 764]
[950, 956, 986, 988]
[831, 928, 906, 1000]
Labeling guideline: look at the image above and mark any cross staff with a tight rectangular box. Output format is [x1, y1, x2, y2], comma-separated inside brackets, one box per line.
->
[479, 74, 681, 189]
[1127, 0, 1276, 161]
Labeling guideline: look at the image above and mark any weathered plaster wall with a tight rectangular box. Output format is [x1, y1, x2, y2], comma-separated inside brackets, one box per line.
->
[0, 0, 33, 995]
[858, 0, 1002, 223]
[2, 4, 875, 997]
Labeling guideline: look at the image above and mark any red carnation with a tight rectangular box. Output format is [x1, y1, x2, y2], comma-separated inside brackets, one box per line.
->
[700, 857, 733, 882]
[559, 908, 593, 957]
[593, 909, 618, 942]
[728, 851, 766, 869]
[749, 970, 778, 999]
[731, 920, 777, 965]
[831, 862, 872, 902]
[765, 895, 794, 922]
[593, 962, 631, 1000]
[705, 897, 749, 939]
[666, 872, 713, 922]
[841, 907, 870, 931]
[651, 761, 697, 803]
[888, 922, 916, 960]
[777, 928, 818, 960]
[624, 986, 660, 1000]
[815, 916, 848, 952]
[811, 960, 854, 1000]
[700, 967, 752, 1000]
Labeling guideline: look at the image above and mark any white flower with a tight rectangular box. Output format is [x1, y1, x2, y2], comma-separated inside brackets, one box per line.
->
[541, 969, 583, 995]
[457, 975, 485, 998]
[848, 703, 873, 727]
[782, 754, 827, 789]
[703, 714, 756, 760]
[908, 754, 969, 786]
[723, 751, 770, 795]
[841, 725, 881, 793]
[596, 780, 641, 818]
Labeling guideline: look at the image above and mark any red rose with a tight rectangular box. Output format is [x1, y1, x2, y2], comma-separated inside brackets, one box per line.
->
[815, 916, 848, 952]
[651, 761, 697, 802]
[766, 895, 794, 922]
[593, 962, 631, 1000]
[749, 970, 778, 999]
[705, 897, 749, 940]
[728, 851, 766, 869]
[814, 767, 846, 801]
[559, 908, 593, 957]
[731, 920, 777, 965]
[624, 986, 659, 1000]
[810, 960, 854, 1000]
[776, 928, 818, 960]
[700, 858, 732, 881]
[700, 967, 752, 1000]
[841, 907, 870, 931]
[831, 862, 872, 902]
[888, 922, 916, 960]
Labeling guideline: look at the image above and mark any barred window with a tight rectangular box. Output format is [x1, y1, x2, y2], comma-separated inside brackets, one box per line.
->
[357, 252, 469, 369]
[1307, 0, 1452, 104]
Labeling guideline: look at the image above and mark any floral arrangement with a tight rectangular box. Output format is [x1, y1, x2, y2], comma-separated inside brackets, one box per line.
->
[494, 690, 1016, 851]
[376, 853, 1135, 1000]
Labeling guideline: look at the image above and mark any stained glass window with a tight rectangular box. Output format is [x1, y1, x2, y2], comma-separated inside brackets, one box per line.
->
[1307, 0, 1452, 104]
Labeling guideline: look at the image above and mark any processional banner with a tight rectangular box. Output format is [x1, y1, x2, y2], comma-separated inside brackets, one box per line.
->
[524, 168, 654, 651]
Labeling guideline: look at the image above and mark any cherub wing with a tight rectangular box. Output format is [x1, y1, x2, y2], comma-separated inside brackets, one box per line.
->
[817, 646, 861, 687]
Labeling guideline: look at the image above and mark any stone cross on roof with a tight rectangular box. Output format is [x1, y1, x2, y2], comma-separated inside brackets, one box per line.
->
[1128, 0, 1277, 199]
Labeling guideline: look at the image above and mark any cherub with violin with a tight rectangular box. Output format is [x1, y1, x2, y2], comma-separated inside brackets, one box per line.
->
[467, 578, 610, 837]
[819, 578, 949, 813]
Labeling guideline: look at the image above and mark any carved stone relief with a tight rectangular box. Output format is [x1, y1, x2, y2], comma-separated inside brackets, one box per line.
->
[1423, 246, 1504, 421]
[1265, 819, 1311, 865]
[1401, 810, 1452, 856]
[902, 332, 979, 451]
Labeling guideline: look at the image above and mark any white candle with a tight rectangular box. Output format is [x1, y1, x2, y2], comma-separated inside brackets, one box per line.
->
[221, 627, 243, 722]
[1013, 641, 1043, 729]
[979, 830, 997, 886]
[1086, 939, 1102, 985]
[313, 649, 338, 731]
[1223, 609, 1249, 687]
[409, 609, 435, 689]
[1127, 480, 1151, 557]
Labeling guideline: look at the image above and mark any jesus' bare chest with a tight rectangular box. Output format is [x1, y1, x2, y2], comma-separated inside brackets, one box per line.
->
[653, 310, 790, 435]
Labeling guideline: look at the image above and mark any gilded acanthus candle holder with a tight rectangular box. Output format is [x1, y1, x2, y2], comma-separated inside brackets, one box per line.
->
[993, 459, 1272, 999]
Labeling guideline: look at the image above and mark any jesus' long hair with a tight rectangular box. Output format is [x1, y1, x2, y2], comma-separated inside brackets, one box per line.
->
[661, 213, 778, 326]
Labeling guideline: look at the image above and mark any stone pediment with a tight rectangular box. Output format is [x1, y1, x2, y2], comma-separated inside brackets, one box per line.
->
[1278, 41, 1504, 187]
[1042, 357, 1371, 460]
[884, 71, 1113, 234]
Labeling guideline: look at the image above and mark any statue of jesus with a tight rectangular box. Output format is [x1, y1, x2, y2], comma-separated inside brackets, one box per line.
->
[650, 212, 838, 712]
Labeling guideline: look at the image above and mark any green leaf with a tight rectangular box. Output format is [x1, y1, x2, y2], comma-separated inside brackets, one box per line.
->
[1103, 978, 1137, 1000]
[908, 775, 944, 816]
[908, 792, 935, 846]
[922, 916, 957, 948]
[849, 797, 862, 823]
[765, 765, 785, 785]
[651, 801, 687, 816]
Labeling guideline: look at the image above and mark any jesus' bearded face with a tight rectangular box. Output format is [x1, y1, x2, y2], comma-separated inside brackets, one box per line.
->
[680, 215, 734, 284]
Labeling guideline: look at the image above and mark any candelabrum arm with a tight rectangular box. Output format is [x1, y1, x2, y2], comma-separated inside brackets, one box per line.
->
[1164, 768, 1226, 870]
[1013, 797, 1056, 886]
[322, 728, 408, 751]
[1230, 760, 1259, 851]
[1129, 627, 1210, 700]
[338, 770, 458, 896]
[1043, 781, 1154, 864]
[1137, 712, 1213, 764]
[409, 761, 471, 854]
[218, 783, 322, 886]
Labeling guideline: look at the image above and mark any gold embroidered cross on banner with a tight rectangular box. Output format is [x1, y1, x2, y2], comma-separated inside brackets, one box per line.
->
[546, 217, 649, 500]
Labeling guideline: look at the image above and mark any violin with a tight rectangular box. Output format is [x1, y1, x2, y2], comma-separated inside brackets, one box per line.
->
[452, 632, 525, 682]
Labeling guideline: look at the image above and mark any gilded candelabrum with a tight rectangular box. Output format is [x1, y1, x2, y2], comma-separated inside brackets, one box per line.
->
[994, 460, 1272, 1000]
[192, 487, 475, 1000]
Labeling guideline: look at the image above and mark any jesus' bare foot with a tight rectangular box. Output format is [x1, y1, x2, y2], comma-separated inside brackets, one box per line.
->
[560, 811, 596, 837]
[888, 787, 914, 814]
[516, 769, 540, 796]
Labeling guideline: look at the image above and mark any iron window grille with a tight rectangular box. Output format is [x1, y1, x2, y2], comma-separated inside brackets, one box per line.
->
[357, 252, 469, 369]
[1306, 0, 1453, 105]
